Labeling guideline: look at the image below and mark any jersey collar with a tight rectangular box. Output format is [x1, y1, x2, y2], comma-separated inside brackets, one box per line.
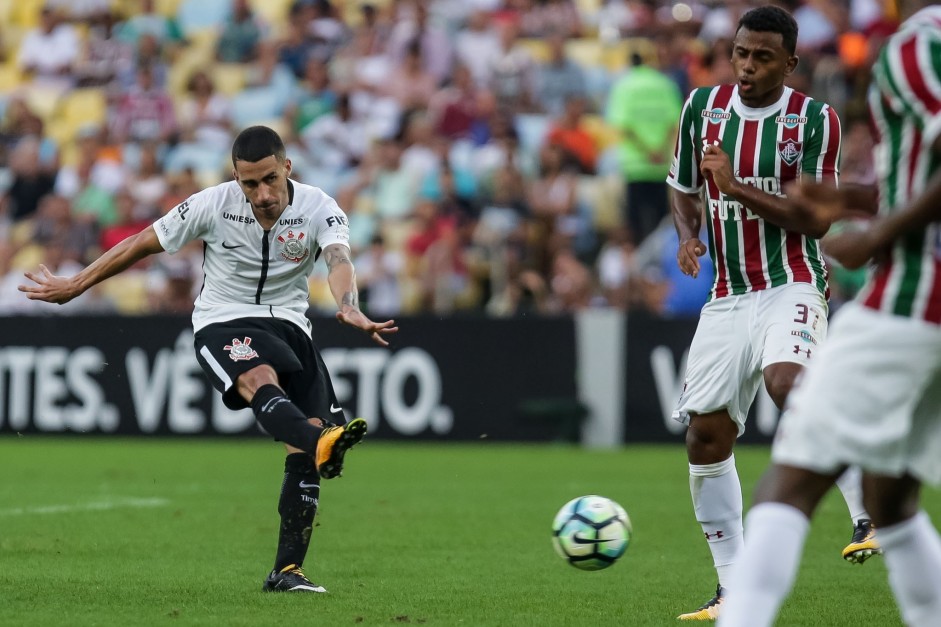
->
[730, 86, 792, 120]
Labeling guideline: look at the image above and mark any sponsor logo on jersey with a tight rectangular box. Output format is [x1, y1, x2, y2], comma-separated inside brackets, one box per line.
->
[326, 215, 348, 228]
[792, 345, 812, 358]
[176, 200, 190, 221]
[709, 198, 758, 221]
[222, 212, 256, 224]
[277, 230, 309, 263]
[224, 337, 258, 361]
[777, 139, 803, 166]
[775, 114, 808, 128]
[738, 176, 782, 195]
[701, 108, 731, 123]
[790, 329, 818, 345]
[280, 218, 304, 226]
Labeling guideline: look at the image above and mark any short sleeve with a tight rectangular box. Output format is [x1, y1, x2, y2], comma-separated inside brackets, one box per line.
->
[667, 91, 703, 193]
[801, 103, 841, 184]
[152, 187, 214, 254]
[313, 195, 351, 252]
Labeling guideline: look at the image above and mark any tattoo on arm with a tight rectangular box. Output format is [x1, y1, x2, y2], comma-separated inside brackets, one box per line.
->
[323, 244, 353, 271]
[341, 289, 359, 308]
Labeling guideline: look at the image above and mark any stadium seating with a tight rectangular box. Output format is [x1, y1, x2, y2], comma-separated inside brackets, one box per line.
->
[176, 0, 232, 37]
[248, 0, 293, 26]
[46, 88, 108, 146]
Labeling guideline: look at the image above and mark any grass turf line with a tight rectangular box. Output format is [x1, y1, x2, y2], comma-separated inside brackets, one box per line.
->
[0, 438, 935, 626]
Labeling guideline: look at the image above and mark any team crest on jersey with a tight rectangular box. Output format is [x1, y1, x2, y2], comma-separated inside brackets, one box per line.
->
[775, 114, 808, 129]
[777, 139, 803, 166]
[224, 337, 258, 361]
[277, 230, 309, 263]
[701, 108, 731, 123]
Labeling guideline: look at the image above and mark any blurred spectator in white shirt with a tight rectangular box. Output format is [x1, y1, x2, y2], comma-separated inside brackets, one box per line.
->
[17, 5, 80, 91]
[455, 10, 500, 87]
[387, 0, 453, 86]
[177, 70, 233, 152]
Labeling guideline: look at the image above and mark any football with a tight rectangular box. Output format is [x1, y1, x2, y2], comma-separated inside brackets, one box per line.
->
[552, 495, 632, 571]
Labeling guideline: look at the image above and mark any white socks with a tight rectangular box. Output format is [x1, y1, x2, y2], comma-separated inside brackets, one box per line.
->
[717, 502, 810, 627]
[880, 512, 941, 626]
[689, 455, 744, 589]
[720, 506, 941, 627]
[835, 466, 869, 524]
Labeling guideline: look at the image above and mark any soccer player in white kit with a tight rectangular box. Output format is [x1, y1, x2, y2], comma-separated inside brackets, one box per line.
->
[667, 6, 878, 620]
[718, 4, 941, 625]
[20, 126, 398, 593]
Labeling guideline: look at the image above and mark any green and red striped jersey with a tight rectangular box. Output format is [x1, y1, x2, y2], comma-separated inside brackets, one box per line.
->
[667, 85, 841, 301]
[858, 7, 941, 324]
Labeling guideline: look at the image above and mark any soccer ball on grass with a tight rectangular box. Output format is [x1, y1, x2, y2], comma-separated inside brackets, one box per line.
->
[551, 495, 632, 571]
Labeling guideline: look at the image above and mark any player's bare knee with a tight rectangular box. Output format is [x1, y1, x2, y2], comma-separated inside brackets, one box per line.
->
[686, 414, 737, 464]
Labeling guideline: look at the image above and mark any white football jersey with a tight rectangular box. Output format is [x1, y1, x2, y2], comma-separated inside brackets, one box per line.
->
[153, 179, 350, 335]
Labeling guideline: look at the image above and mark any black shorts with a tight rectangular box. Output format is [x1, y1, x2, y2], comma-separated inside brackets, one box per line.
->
[193, 317, 341, 420]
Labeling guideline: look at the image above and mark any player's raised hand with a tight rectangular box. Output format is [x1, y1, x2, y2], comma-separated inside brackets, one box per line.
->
[700, 144, 736, 194]
[18, 264, 79, 304]
[677, 237, 707, 278]
[336, 308, 399, 347]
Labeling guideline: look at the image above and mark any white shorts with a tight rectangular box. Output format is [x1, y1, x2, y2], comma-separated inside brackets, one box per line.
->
[673, 283, 828, 435]
[772, 303, 941, 486]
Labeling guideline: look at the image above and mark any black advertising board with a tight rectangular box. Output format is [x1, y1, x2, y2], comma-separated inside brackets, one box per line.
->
[0, 315, 577, 441]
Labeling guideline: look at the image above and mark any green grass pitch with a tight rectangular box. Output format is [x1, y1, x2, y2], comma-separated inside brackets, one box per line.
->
[2, 438, 937, 626]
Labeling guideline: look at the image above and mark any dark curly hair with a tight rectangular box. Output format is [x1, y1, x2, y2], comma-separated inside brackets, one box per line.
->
[736, 6, 799, 56]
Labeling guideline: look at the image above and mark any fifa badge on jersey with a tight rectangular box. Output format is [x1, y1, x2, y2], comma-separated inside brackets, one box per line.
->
[224, 337, 259, 361]
[777, 139, 803, 166]
[277, 230, 309, 263]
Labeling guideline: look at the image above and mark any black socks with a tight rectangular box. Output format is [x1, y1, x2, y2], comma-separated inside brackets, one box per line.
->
[250, 384, 319, 452]
[274, 453, 320, 571]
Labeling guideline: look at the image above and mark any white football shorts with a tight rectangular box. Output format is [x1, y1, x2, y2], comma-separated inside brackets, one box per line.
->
[673, 282, 828, 435]
[772, 303, 941, 486]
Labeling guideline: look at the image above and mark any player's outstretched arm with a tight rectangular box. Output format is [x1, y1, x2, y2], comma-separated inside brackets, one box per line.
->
[787, 180, 878, 223]
[672, 189, 706, 278]
[19, 225, 165, 305]
[823, 136, 941, 270]
[323, 243, 399, 347]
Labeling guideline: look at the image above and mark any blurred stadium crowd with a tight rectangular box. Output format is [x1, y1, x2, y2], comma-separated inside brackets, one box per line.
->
[0, 0, 890, 317]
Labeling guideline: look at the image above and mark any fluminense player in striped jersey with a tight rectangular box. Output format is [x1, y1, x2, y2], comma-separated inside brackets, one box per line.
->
[668, 6, 879, 621]
[718, 3, 941, 626]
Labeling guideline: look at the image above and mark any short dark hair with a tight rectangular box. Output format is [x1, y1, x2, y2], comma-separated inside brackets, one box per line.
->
[736, 6, 799, 56]
[231, 126, 286, 166]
